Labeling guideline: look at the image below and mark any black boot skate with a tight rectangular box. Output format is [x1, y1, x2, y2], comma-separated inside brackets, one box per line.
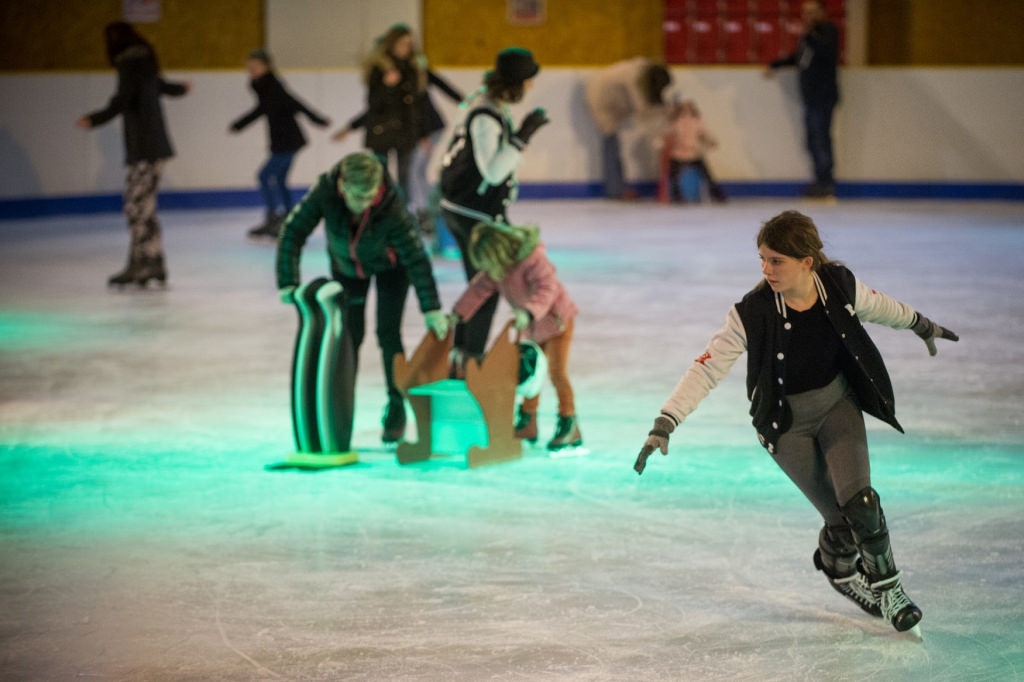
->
[870, 572, 922, 632]
[814, 549, 881, 617]
[247, 212, 283, 242]
[382, 398, 407, 444]
[134, 255, 167, 287]
[514, 407, 538, 444]
[108, 263, 140, 287]
[546, 415, 583, 453]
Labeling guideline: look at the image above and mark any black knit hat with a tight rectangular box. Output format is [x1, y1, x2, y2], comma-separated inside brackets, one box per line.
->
[493, 47, 539, 84]
[248, 48, 272, 65]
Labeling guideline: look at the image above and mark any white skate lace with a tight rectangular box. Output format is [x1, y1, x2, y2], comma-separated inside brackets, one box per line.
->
[872, 572, 912, 620]
[834, 572, 876, 607]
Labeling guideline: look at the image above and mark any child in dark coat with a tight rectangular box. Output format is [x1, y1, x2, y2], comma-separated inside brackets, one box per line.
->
[230, 49, 330, 240]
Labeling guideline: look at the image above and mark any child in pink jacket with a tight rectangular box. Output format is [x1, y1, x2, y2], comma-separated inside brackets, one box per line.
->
[666, 99, 726, 203]
[451, 222, 582, 452]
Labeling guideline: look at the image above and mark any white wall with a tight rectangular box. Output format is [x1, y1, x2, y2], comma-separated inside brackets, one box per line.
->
[265, 0, 420, 68]
[1, 66, 1022, 199]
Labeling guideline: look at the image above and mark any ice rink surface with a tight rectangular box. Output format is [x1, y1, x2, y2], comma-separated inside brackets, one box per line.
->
[2, 198, 1023, 681]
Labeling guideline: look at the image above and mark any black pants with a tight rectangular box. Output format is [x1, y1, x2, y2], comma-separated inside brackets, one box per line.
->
[804, 101, 835, 188]
[333, 268, 410, 404]
[372, 146, 415, 207]
[668, 158, 726, 202]
[442, 208, 500, 356]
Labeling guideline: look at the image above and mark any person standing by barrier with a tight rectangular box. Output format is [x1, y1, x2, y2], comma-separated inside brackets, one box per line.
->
[765, 0, 840, 199]
[229, 49, 330, 241]
[585, 58, 672, 200]
[77, 22, 189, 288]
[276, 152, 449, 444]
[439, 47, 548, 365]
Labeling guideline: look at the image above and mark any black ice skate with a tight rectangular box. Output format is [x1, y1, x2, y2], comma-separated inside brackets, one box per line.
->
[546, 415, 584, 455]
[813, 549, 881, 618]
[514, 407, 538, 444]
[382, 398, 407, 444]
[247, 213, 283, 242]
[870, 572, 922, 633]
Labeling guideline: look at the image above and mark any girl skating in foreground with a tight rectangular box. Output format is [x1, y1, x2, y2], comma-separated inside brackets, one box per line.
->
[635, 210, 958, 633]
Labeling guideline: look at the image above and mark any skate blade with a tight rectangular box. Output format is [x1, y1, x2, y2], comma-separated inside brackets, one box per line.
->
[906, 624, 923, 641]
[548, 445, 589, 458]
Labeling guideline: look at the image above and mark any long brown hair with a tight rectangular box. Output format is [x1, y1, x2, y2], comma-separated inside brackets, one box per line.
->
[362, 24, 426, 91]
[756, 210, 837, 272]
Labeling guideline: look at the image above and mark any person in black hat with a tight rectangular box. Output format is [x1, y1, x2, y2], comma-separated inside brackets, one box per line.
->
[229, 48, 331, 241]
[439, 46, 549, 366]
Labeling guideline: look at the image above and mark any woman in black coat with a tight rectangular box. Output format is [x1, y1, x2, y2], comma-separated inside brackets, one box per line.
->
[332, 25, 425, 203]
[77, 22, 189, 287]
[229, 49, 330, 241]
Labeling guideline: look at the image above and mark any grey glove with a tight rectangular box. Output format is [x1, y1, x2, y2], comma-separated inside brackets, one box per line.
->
[911, 312, 959, 356]
[634, 415, 676, 475]
[511, 108, 549, 149]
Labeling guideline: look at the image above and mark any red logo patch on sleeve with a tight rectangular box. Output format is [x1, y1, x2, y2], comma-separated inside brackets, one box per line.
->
[695, 351, 712, 365]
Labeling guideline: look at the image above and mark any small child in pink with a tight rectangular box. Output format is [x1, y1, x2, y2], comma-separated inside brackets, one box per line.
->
[666, 99, 726, 203]
[451, 221, 582, 452]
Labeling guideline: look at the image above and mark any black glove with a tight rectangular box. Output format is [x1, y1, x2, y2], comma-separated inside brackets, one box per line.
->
[634, 415, 675, 475]
[911, 312, 959, 356]
[511, 108, 549, 149]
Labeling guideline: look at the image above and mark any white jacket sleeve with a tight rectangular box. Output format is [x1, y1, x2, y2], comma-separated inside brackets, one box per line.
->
[854, 277, 916, 330]
[470, 114, 522, 186]
[660, 305, 747, 425]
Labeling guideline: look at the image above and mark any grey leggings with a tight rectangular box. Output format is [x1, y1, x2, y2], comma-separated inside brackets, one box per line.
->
[771, 374, 871, 526]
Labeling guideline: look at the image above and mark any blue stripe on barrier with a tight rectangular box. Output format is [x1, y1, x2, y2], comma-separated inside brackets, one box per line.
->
[2, 182, 1022, 220]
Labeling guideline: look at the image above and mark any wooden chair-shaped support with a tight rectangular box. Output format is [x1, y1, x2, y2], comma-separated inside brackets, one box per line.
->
[392, 322, 521, 468]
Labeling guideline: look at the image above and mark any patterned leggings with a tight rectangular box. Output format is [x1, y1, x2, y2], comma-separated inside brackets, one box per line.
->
[124, 160, 164, 262]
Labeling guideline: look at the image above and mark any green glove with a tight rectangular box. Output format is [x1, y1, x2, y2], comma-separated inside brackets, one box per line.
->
[425, 309, 451, 340]
[279, 285, 297, 304]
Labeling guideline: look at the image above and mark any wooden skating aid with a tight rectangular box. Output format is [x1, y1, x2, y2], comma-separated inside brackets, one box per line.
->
[392, 321, 522, 468]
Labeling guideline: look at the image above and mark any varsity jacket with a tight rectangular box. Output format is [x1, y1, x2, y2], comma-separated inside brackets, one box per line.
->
[439, 97, 522, 224]
[276, 162, 441, 314]
[660, 264, 916, 453]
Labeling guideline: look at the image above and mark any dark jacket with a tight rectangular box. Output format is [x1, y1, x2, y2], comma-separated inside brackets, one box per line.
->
[87, 44, 187, 165]
[362, 60, 422, 153]
[349, 69, 463, 141]
[735, 263, 901, 453]
[770, 19, 840, 107]
[276, 162, 441, 313]
[230, 71, 329, 154]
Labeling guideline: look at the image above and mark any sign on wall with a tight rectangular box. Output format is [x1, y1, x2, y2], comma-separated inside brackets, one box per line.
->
[123, 0, 162, 23]
[508, 0, 546, 26]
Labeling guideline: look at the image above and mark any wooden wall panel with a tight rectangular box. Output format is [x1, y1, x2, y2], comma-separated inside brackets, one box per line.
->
[423, 0, 663, 66]
[869, 0, 1024, 65]
[0, 0, 263, 71]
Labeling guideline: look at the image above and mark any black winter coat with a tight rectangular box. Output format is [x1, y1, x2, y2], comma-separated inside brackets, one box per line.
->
[230, 72, 329, 153]
[349, 69, 463, 141]
[362, 60, 422, 153]
[87, 44, 187, 165]
[735, 264, 902, 453]
[276, 162, 440, 313]
[770, 19, 840, 107]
